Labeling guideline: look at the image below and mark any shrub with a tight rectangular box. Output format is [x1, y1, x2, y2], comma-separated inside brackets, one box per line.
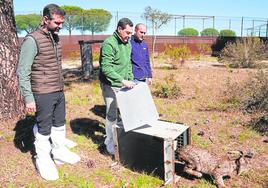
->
[68, 50, 80, 60]
[164, 45, 191, 69]
[219, 37, 267, 68]
[223, 70, 268, 112]
[153, 74, 181, 99]
[197, 43, 212, 56]
[219, 29, 236, 37]
[249, 115, 268, 135]
[178, 28, 199, 36]
[223, 70, 268, 135]
[92, 51, 100, 62]
[200, 28, 219, 36]
[243, 70, 268, 113]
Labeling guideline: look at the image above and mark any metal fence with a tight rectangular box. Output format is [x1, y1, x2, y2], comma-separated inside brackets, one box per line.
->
[15, 10, 268, 37]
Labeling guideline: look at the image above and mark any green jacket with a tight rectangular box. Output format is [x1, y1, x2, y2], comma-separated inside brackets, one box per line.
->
[99, 31, 133, 87]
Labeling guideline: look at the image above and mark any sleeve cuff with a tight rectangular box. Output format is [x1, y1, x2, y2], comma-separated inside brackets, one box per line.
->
[25, 95, 35, 104]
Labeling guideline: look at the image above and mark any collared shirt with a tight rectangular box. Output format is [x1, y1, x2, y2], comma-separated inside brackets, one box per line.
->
[130, 36, 152, 80]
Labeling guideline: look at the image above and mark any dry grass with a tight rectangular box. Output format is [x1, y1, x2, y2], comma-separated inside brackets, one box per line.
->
[0, 59, 267, 187]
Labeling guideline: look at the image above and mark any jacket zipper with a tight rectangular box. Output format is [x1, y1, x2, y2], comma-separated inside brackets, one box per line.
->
[49, 32, 62, 90]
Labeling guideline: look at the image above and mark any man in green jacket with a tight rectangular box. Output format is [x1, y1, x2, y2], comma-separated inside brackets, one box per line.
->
[99, 18, 135, 155]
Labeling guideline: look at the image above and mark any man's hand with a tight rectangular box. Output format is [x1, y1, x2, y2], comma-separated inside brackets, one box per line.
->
[26, 101, 36, 113]
[147, 78, 152, 85]
[122, 80, 135, 89]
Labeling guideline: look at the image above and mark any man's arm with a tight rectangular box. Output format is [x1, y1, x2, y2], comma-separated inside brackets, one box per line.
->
[100, 43, 124, 84]
[17, 36, 37, 112]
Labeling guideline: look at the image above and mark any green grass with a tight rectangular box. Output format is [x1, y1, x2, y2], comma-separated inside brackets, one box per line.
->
[190, 55, 218, 62]
[191, 129, 211, 149]
[55, 168, 94, 187]
[69, 96, 89, 106]
[239, 168, 268, 187]
[238, 129, 259, 142]
[194, 178, 217, 188]
[91, 168, 114, 185]
[128, 172, 163, 188]
[205, 101, 230, 111]
[21, 182, 47, 188]
[75, 134, 99, 151]
[217, 126, 231, 145]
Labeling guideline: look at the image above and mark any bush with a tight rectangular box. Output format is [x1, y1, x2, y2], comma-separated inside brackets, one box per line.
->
[217, 61, 268, 135]
[223, 70, 268, 113]
[219, 37, 267, 68]
[164, 45, 191, 69]
[245, 70, 268, 135]
[93, 51, 100, 62]
[223, 70, 268, 135]
[249, 115, 268, 135]
[243, 70, 268, 113]
[200, 28, 219, 36]
[219, 29, 236, 37]
[197, 43, 212, 56]
[153, 74, 181, 99]
[178, 28, 199, 36]
[68, 50, 80, 60]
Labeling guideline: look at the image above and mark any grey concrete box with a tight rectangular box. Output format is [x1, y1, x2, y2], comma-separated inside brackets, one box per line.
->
[114, 82, 190, 185]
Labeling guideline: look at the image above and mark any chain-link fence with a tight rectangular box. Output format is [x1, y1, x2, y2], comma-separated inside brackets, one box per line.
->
[15, 10, 268, 37]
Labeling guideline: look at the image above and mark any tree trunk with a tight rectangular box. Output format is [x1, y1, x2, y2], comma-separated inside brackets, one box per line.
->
[68, 16, 71, 35]
[91, 30, 94, 40]
[0, 0, 24, 120]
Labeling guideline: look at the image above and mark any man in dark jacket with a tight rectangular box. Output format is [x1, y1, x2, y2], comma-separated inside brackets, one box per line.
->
[17, 4, 80, 181]
[131, 23, 152, 85]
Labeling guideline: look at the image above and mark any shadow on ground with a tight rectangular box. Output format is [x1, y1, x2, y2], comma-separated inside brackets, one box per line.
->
[90, 104, 106, 119]
[63, 68, 100, 86]
[175, 162, 217, 186]
[70, 118, 109, 155]
[13, 115, 36, 155]
[248, 115, 268, 136]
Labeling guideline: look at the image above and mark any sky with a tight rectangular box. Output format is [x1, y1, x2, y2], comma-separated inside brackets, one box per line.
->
[13, 0, 268, 36]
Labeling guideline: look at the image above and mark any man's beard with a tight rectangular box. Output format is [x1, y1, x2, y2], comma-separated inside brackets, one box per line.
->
[49, 27, 60, 35]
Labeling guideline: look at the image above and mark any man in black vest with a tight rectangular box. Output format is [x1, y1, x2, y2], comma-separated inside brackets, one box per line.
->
[17, 4, 80, 181]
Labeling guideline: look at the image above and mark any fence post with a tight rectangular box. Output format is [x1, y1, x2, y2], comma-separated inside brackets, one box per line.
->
[183, 15, 185, 28]
[266, 19, 268, 37]
[252, 20, 255, 36]
[174, 17, 177, 36]
[241, 17, 244, 37]
[78, 40, 93, 77]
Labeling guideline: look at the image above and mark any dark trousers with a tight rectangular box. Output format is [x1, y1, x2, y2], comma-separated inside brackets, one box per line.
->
[34, 91, 66, 136]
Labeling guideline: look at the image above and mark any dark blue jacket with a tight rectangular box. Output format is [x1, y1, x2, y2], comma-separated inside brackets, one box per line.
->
[130, 36, 152, 79]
